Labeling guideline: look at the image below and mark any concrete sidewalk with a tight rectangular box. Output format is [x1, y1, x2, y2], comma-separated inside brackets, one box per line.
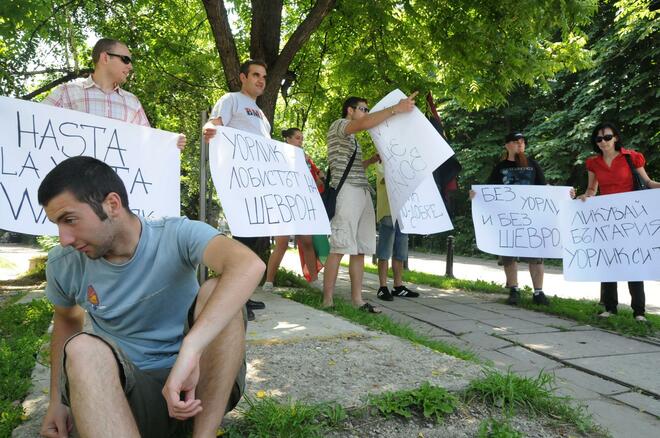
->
[278, 252, 660, 437]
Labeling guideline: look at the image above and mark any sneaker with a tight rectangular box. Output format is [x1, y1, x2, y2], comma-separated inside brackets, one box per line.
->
[532, 291, 550, 306]
[377, 286, 393, 301]
[262, 282, 273, 292]
[598, 311, 613, 318]
[246, 306, 255, 321]
[506, 287, 520, 305]
[246, 299, 265, 310]
[309, 279, 323, 291]
[635, 315, 648, 323]
[392, 285, 419, 298]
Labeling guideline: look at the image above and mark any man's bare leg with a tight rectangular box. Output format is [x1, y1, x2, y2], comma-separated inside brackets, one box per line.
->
[65, 334, 140, 438]
[529, 262, 544, 290]
[192, 279, 246, 437]
[349, 254, 365, 306]
[392, 258, 404, 288]
[323, 253, 343, 307]
[503, 262, 518, 288]
[377, 259, 389, 287]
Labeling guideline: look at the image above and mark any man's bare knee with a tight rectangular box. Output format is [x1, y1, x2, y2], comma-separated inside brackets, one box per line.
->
[194, 277, 220, 320]
[65, 334, 115, 371]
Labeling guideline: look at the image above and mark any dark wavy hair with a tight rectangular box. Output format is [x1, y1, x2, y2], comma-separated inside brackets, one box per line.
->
[341, 96, 368, 118]
[281, 127, 301, 139]
[38, 156, 131, 220]
[591, 122, 623, 154]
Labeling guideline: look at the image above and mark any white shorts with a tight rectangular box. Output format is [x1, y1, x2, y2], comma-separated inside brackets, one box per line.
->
[329, 184, 376, 255]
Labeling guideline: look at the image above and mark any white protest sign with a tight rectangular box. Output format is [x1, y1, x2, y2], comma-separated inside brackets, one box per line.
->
[209, 126, 330, 237]
[398, 174, 453, 234]
[0, 96, 181, 236]
[368, 89, 455, 232]
[561, 190, 660, 281]
[471, 185, 572, 258]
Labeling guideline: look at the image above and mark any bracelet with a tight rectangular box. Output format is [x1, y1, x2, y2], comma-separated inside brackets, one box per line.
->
[390, 107, 397, 116]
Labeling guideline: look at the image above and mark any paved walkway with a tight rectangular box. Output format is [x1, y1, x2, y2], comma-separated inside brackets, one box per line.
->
[279, 252, 660, 437]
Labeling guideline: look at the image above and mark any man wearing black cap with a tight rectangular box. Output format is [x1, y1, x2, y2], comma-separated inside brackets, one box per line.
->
[486, 132, 550, 306]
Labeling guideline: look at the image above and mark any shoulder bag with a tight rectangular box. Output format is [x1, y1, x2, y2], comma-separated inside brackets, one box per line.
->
[322, 140, 358, 220]
[623, 154, 648, 191]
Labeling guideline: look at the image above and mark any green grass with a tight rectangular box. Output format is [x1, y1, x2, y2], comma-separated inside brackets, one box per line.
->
[368, 382, 459, 423]
[477, 418, 523, 438]
[465, 369, 600, 435]
[346, 262, 659, 337]
[0, 298, 53, 437]
[276, 269, 479, 362]
[222, 396, 346, 437]
[354, 262, 505, 294]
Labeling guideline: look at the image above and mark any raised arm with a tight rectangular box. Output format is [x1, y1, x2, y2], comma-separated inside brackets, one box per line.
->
[344, 91, 419, 135]
[40, 305, 85, 438]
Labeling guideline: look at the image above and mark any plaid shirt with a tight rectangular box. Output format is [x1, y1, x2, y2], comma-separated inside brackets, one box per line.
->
[43, 76, 150, 127]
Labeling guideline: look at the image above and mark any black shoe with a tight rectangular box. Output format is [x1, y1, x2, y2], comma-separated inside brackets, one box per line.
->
[506, 287, 520, 305]
[246, 306, 255, 321]
[532, 291, 550, 306]
[392, 285, 419, 298]
[377, 286, 393, 301]
[246, 299, 265, 310]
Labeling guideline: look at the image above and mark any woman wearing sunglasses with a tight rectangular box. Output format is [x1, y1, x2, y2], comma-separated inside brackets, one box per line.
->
[582, 121, 660, 322]
[262, 128, 324, 291]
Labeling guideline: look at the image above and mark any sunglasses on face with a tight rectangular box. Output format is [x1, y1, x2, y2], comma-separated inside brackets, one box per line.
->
[353, 106, 369, 113]
[107, 53, 133, 65]
[595, 134, 614, 143]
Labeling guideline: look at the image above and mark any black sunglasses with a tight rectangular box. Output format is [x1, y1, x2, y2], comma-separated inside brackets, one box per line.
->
[107, 53, 133, 65]
[595, 134, 614, 143]
[352, 105, 369, 113]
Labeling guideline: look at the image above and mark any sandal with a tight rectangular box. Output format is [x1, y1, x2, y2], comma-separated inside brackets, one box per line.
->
[358, 303, 382, 314]
[377, 286, 394, 301]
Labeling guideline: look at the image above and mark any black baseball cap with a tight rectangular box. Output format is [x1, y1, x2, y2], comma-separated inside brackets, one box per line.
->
[504, 132, 525, 143]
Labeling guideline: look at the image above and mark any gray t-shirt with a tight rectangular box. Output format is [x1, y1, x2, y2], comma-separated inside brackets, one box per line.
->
[210, 91, 271, 138]
[327, 118, 370, 189]
[45, 216, 219, 370]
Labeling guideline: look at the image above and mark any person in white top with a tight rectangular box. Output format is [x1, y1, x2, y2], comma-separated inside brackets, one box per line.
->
[202, 59, 271, 317]
[43, 38, 186, 150]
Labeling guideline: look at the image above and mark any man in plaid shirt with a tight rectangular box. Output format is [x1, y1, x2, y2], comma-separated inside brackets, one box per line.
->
[44, 38, 186, 149]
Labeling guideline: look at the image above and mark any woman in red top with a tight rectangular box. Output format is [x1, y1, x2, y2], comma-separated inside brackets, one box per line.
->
[262, 128, 324, 290]
[583, 122, 660, 322]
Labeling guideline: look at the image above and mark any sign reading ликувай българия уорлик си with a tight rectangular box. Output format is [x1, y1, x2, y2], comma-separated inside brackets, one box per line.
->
[0, 96, 181, 236]
[208, 126, 330, 237]
[561, 190, 660, 282]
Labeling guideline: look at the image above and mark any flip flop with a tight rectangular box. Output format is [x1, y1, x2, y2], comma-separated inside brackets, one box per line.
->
[358, 303, 382, 314]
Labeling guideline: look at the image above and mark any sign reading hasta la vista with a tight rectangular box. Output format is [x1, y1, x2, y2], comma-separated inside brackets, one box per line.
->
[561, 190, 660, 282]
[0, 96, 181, 236]
[368, 89, 455, 234]
[471, 184, 572, 258]
[209, 126, 330, 237]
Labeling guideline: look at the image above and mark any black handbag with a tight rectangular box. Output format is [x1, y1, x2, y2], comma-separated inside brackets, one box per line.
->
[322, 140, 358, 220]
[624, 154, 648, 191]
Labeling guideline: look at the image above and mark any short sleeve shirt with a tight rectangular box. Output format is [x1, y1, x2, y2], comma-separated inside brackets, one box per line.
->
[210, 92, 271, 138]
[327, 119, 369, 190]
[487, 158, 546, 186]
[45, 216, 219, 370]
[43, 76, 150, 126]
[585, 148, 645, 195]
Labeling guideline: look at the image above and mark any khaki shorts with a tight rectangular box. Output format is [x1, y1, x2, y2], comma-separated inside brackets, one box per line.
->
[329, 184, 376, 255]
[499, 256, 544, 267]
[60, 306, 247, 438]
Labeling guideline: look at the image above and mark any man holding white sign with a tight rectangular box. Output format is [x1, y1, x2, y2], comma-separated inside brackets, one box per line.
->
[43, 38, 186, 150]
[322, 93, 417, 313]
[202, 59, 271, 318]
[472, 132, 551, 306]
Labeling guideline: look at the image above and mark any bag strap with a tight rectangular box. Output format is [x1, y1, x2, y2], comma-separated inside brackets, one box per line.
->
[623, 153, 635, 172]
[335, 139, 359, 193]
